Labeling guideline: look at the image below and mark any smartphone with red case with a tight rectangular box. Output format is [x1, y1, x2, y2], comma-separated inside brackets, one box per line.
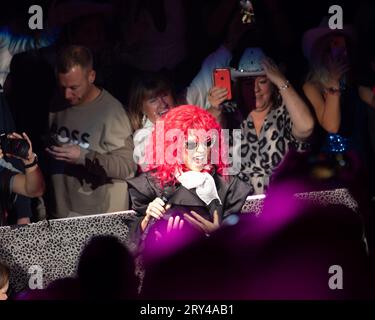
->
[213, 68, 232, 100]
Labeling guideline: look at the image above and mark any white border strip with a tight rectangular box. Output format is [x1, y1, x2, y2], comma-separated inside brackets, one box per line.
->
[48, 210, 137, 222]
[245, 194, 266, 201]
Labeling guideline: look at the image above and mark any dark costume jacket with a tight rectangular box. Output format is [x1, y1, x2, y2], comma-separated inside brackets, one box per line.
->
[126, 170, 252, 245]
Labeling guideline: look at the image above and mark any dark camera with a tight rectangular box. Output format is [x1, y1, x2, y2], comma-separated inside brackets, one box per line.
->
[0, 133, 30, 159]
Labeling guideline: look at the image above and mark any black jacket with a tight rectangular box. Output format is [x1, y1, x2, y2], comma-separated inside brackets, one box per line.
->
[126, 171, 252, 245]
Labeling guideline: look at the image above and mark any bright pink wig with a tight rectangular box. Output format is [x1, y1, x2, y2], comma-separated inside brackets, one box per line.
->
[144, 105, 228, 186]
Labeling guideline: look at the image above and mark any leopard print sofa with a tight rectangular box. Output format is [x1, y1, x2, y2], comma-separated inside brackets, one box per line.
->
[0, 188, 358, 295]
[0, 211, 137, 294]
[241, 188, 358, 214]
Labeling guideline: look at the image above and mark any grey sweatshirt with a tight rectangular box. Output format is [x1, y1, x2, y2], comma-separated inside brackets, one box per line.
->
[49, 89, 136, 218]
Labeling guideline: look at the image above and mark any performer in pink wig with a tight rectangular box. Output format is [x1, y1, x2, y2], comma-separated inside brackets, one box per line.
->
[127, 105, 252, 243]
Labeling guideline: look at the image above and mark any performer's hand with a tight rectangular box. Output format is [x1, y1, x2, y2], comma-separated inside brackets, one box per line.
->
[183, 210, 220, 235]
[166, 215, 184, 233]
[153, 215, 184, 242]
[142, 198, 171, 232]
[145, 197, 167, 220]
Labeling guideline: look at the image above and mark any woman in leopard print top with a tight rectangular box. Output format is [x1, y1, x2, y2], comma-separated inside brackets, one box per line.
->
[208, 48, 314, 194]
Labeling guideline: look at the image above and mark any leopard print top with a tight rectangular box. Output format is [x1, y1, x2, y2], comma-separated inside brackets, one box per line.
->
[235, 104, 309, 194]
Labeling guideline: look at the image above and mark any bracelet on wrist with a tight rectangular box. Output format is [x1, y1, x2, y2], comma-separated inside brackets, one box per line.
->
[24, 153, 38, 169]
[324, 87, 341, 96]
[278, 80, 290, 91]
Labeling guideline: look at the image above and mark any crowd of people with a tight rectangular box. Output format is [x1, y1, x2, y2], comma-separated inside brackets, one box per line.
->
[1, 0, 375, 300]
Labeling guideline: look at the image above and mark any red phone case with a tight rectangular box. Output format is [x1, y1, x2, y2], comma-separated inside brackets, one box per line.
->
[213, 68, 232, 100]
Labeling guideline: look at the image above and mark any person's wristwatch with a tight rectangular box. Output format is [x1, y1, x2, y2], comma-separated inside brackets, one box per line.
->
[24, 153, 38, 169]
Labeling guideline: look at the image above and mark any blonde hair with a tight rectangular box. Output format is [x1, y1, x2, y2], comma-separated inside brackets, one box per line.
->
[305, 32, 353, 89]
[306, 65, 332, 88]
[305, 34, 335, 88]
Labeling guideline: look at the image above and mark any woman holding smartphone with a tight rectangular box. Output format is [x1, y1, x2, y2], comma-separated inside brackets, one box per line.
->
[207, 47, 314, 195]
[185, 9, 314, 195]
[301, 22, 366, 157]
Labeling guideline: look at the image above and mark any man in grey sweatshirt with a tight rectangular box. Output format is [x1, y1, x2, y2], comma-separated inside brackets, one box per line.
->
[46, 45, 136, 218]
